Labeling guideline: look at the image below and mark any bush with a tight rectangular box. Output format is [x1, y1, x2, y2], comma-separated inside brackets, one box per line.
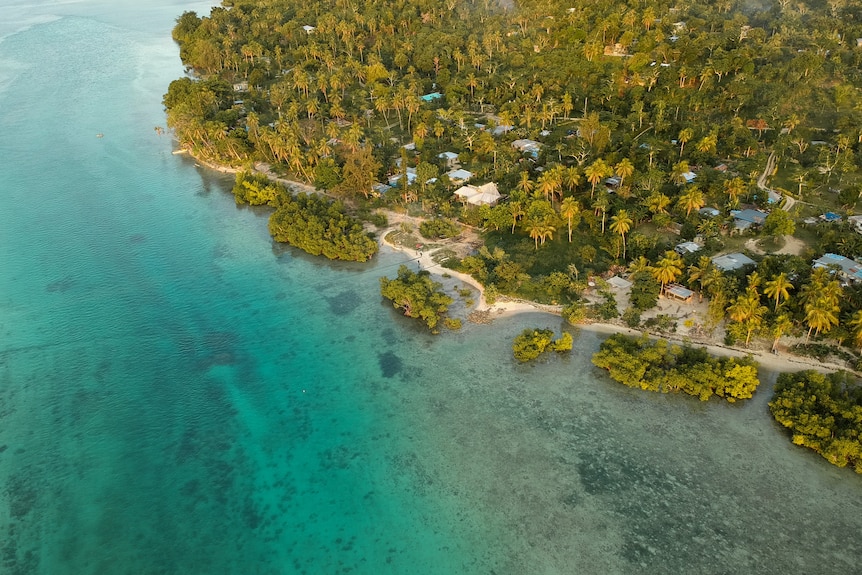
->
[419, 218, 460, 239]
[512, 328, 572, 362]
[562, 301, 587, 325]
[268, 191, 378, 261]
[380, 265, 454, 332]
[770, 371, 862, 473]
[592, 334, 761, 402]
[622, 308, 641, 328]
[369, 212, 388, 228]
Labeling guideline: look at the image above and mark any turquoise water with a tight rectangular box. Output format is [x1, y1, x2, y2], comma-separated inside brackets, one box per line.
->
[1, 3, 861, 574]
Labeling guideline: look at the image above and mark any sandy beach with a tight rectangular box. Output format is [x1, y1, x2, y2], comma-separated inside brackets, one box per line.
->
[378, 223, 855, 376]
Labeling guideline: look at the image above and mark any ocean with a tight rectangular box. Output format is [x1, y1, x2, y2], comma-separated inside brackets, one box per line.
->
[0, 2, 860, 574]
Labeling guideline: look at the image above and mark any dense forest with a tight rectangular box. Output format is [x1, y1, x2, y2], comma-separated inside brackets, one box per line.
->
[164, 0, 862, 359]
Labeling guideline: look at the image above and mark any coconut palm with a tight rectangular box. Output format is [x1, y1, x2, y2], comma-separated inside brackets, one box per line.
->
[563, 166, 581, 193]
[770, 314, 794, 352]
[559, 197, 581, 242]
[609, 209, 634, 259]
[670, 160, 691, 186]
[678, 127, 693, 157]
[687, 256, 713, 301]
[727, 288, 767, 346]
[508, 201, 524, 233]
[804, 295, 840, 340]
[516, 172, 535, 196]
[614, 158, 635, 187]
[585, 158, 610, 198]
[677, 186, 705, 216]
[764, 273, 794, 312]
[652, 251, 684, 292]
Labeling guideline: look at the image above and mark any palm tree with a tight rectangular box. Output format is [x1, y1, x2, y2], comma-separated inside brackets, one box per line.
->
[687, 256, 712, 301]
[508, 201, 524, 233]
[592, 192, 611, 234]
[727, 288, 767, 346]
[770, 314, 794, 352]
[678, 127, 693, 157]
[537, 171, 558, 201]
[516, 172, 535, 196]
[804, 295, 840, 340]
[614, 158, 635, 188]
[609, 209, 634, 259]
[559, 197, 581, 242]
[723, 177, 745, 207]
[653, 251, 684, 292]
[764, 273, 794, 311]
[645, 192, 671, 216]
[670, 160, 691, 185]
[585, 158, 610, 198]
[562, 166, 581, 193]
[628, 256, 652, 278]
[677, 187, 705, 216]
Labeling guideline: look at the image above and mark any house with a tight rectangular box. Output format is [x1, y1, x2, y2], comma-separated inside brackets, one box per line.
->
[491, 124, 514, 136]
[372, 183, 392, 197]
[453, 182, 501, 206]
[820, 212, 842, 223]
[446, 168, 473, 185]
[712, 253, 756, 272]
[233, 81, 249, 93]
[438, 151, 459, 168]
[302, 25, 315, 33]
[604, 176, 621, 191]
[680, 171, 697, 184]
[663, 283, 694, 303]
[731, 208, 768, 232]
[674, 241, 701, 256]
[606, 276, 632, 290]
[388, 167, 417, 187]
[421, 92, 442, 102]
[767, 190, 782, 204]
[813, 253, 862, 283]
[512, 139, 542, 158]
[848, 215, 862, 234]
[699, 207, 720, 218]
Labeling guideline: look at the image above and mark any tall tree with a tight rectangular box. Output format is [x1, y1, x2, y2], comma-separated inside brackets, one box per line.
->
[559, 197, 581, 243]
[653, 251, 684, 292]
[764, 273, 794, 312]
[609, 209, 634, 260]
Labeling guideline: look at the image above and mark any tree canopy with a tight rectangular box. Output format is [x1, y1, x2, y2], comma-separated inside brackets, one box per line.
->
[380, 265, 454, 332]
[592, 333, 761, 402]
[770, 370, 862, 473]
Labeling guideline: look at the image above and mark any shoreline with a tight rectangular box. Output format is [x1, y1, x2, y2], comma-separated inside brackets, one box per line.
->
[380, 232, 853, 376]
[182, 146, 856, 377]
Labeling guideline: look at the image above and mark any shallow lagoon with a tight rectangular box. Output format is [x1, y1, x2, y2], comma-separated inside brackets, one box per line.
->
[0, 2, 860, 574]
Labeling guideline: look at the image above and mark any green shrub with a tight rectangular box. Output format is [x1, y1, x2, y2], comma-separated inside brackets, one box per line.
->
[419, 218, 460, 239]
[513, 329, 572, 362]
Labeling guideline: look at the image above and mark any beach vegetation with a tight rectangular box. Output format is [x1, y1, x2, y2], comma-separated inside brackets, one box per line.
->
[512, 329, 572, 363]
[592, 334, 761, 402]
[770, 370, 862, 473]
[419, 219, 460, 240]
[255, 173, 377, 261]
[380, 265, 454, 332]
